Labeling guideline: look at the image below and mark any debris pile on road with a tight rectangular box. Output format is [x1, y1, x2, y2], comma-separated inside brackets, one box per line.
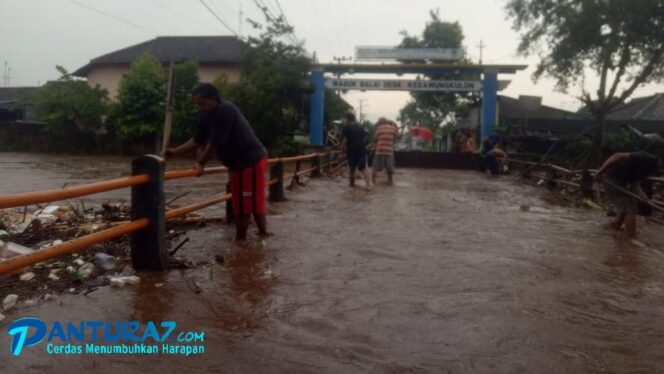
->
[512, 168, 664, 217]
[0, 201, 222, 312]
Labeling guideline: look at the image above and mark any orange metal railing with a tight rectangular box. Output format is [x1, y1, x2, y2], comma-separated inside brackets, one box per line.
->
[0, 175, 150, 210]
[0, 151, 344, 274]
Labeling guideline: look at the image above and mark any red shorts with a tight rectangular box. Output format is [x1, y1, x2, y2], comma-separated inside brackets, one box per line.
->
[230, 157, 267, 216]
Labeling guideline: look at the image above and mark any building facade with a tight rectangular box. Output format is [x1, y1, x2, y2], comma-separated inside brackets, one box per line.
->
[73, 36, 243, 99]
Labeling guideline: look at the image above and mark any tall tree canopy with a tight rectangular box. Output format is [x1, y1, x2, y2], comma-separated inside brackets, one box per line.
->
[506, 0, 664, 163]
[35, 66, 109, 152]
[114, 53, 166, 144]
[171, 60, 200, 141]
[114, 54, 201, 146]
[214, 8, 313, 154]
[397, 10, 474, 131]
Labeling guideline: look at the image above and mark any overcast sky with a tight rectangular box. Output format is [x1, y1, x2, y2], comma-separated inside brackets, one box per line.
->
[1, 0, 662, 122]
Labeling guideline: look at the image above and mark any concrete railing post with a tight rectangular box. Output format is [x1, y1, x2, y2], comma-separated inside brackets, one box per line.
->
[545, 166, 557, 190]
[311, 155, 322, 178]
[131, 155, 167, 270]
[324, 151, 332, 175]
[269, 161, 286, 202]
[290, 160, 301, 189]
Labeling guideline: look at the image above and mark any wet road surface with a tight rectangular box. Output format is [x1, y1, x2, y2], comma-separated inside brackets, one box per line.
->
[2, 153, 664, 373]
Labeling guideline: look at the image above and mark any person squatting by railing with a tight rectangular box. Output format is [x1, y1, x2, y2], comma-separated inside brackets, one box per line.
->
[594, 151, 664, 237]
[480, 134, 508, 176]
[165, 83, 269, 241]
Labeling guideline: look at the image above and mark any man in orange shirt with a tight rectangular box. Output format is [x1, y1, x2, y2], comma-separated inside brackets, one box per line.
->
[372, 118, 400, 185]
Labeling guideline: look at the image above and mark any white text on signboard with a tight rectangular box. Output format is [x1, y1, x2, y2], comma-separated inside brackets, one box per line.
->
[325, 79, 482, 92]
[355, 46, 464, 61]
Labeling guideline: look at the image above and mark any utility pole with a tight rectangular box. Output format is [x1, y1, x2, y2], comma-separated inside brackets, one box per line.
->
[3, 61, 11, 88]
[160, 62, 176, 155]
[358, 99, 368, 123]
[332, 56, 352, 95]
[476, 40, 485, 65]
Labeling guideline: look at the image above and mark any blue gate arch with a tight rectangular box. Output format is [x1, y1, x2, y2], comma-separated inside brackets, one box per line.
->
[308, 64, 526, 146]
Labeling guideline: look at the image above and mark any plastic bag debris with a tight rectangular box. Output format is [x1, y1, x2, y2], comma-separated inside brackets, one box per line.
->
[40, 206, 60, 215]
[19, 272, 35, 281]
[109, 275, 140, 287]
[76, 263, 95, 279]
[93, 253, 116, 271]
[3, 294, 18, 311]
[1, 242, 35, 259]
[72, 258, 85, 267]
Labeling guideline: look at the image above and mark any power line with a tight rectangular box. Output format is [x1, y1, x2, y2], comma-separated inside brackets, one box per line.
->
[146, 0, 219, 32]
[67, 0, 155, 33]
[253, 0, 277, 21]
[199, 0, 238, 36]
[212, 0, 238, 14]
[253, 0, 297, 45]
[273, 0, 299, 44]
[258, 0, 280, 19]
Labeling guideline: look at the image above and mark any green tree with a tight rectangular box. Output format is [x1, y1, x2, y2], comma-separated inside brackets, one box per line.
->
[35, 66, 109, 152]
[506, 0, 664, 164]
[114, 53, 166, 145]
[324, 90, 353, 125]
[171, 60, 200, 141]
[214, 8, 312, 155]
[397, 10, 474, 130]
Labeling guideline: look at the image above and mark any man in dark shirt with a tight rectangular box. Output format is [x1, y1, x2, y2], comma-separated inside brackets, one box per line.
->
[595, 151, 663, 237]
[166, 83, 268, 241]
[340, 113, 372, 189]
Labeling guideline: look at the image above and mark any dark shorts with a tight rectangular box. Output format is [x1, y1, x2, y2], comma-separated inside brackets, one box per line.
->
[347, 150, 367, 172]
[230, 156, 267, 216]
[482, 152, 501, 175]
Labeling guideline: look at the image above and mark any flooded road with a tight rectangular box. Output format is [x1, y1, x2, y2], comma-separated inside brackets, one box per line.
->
[2, 152, 664, 373]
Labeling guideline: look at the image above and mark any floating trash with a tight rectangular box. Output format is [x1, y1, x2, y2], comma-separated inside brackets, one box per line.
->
[3, 294, 18, 311]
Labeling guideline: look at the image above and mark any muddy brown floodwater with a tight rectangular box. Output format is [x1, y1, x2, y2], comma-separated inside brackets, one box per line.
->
[1, 152, 664, 373]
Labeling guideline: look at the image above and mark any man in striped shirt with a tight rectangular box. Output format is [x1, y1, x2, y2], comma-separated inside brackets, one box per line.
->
[372, 119, 400, 185]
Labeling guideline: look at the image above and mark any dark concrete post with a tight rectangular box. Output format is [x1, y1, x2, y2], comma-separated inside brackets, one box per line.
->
[545, 166, 557, 190]
[131, 155, 167, 270]
[225, 182, 234, 224]
[290, 160, 301, 189]
[269, 161, 286, 202]
[324, 151, 332, 175]
[311, 155, 322, 178]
